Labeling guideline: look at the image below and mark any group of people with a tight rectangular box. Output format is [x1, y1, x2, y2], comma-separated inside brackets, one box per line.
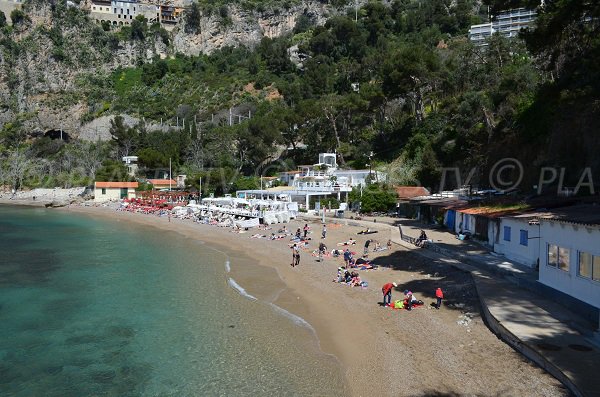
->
[381, 283, 444, 310]
[333, 267, 366, 287]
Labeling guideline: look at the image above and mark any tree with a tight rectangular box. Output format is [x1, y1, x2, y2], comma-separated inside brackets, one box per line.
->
[5, 148, 34, 191]
[109, 116, 138, 157]
[10, 9, 26, 26]
[382, 44, 442, 122]
[0, 11, 6, 27]
[130, 15, 147, 40]
[184, 1, 201, 34]
[95, 160, 130, 182]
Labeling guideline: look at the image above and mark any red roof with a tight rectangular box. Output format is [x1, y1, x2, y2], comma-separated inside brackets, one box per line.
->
[95, 182, 138, 188]
[394, 186, 430, 199]
[148, 179, 177, 186]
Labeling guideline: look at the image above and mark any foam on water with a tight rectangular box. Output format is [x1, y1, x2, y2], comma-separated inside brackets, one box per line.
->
[268, 302, 315, 331]
[224, 260, 231, 273]
[227, 277, 257, 301]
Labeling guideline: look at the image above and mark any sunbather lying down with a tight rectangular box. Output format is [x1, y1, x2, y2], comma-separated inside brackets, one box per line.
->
[337, 239, 356, 246]
[357, 229, 378, 235]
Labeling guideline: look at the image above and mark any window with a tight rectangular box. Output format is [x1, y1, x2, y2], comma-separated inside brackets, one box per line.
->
[503, 226, 511, 242]
[579, 252, 600, 282]
[579, 252, 592, 278]
[114, 8, 116, 13]
[558, 247, 570, 272]
[548, 244, 558, 267]
[127, 9, 129, 15]
[101, 188, 106, 195]
[519, 230, 528, 246]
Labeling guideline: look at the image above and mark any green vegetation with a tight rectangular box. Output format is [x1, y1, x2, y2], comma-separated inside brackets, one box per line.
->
[349, 184, 398, 213]
[1, 0, 598, 197]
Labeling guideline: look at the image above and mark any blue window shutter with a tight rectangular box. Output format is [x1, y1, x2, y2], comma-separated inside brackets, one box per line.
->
[520, 230, 528, 246]
[503, 226, 511, 241]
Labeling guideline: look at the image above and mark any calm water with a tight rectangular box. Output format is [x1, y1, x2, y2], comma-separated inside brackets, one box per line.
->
[0, 206, 346, 396]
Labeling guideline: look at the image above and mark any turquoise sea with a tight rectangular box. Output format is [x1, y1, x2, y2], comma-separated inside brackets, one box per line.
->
[0, 206, 346, 396]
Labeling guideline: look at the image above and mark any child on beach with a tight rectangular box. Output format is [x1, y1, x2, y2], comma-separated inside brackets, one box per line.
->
[435, 287, 444, 309]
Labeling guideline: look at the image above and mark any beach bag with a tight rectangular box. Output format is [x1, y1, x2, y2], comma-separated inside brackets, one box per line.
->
[394, 300, 404, 309]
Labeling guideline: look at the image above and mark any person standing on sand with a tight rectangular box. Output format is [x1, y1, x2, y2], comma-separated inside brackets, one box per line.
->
[382, 282, 397, 306]
[387, 239, 392, 250]
[291, 244, 298, 267]
[322, 224, 327, 239]
[303, 224, 310, 238]
[435, 287, 444, 309]
[363, 239, 372, 256]
[343, 249, 352, 269]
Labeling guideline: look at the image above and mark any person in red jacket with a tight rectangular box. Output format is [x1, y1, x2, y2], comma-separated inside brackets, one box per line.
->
[435, 287, 444, 309]
[381, 282, 397, 306]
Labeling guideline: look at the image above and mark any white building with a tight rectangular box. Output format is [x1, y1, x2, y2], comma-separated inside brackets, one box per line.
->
[537, 205, 600, 328]
[238, 153, 385, 210]
[122, 155, 138, 177]
[288, 153, 384, 194]
[469, 8, 537, 46]
[90, 0, 159, 26]
[493, 213, 541, 268]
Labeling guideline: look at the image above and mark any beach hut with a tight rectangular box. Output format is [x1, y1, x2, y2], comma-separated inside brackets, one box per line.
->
[94, 182, 138, 202]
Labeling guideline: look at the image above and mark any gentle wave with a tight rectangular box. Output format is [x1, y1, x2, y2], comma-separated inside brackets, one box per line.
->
[268, 303, 314, 331]
[227, 278, 257, 301]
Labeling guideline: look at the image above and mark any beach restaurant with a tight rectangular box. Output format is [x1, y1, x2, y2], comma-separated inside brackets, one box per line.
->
[94, 181, 138, 202]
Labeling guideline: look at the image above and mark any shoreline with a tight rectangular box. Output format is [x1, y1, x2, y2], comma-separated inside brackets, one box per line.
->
[8, 202, 567, 396]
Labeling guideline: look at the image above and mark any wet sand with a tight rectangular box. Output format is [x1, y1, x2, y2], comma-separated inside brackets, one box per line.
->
[54, 205, 567, 396]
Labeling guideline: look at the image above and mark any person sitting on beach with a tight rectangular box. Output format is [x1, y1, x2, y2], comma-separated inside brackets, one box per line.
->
[404, 290, 418, 310]
[415, 230, 428, 247]
[295, 228, 302, 239]
[331, 249, 341, 257]
[374, 241, 381, 251]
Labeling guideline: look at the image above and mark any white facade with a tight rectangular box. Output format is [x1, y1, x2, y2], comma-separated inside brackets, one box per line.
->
[469, 8, 537, 46]
[539, 220, 600, 310]
[94, 182, 138, 202]
[493, 217, 540, 268]
[289, 153, 385, 194]
[90, 0, 159, 26]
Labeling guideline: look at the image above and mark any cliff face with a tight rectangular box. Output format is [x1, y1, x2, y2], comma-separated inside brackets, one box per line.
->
[172, 1, 330, 56]
[0, 1, 334, 138]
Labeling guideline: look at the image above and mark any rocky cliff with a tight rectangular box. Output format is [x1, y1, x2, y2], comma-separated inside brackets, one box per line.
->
[0, 0, 340, 139]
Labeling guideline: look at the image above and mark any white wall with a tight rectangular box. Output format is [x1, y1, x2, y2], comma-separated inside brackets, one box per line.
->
[493, 218, 540, 268]
[94, 187, 136, 202]
[539, 221, 600, 309]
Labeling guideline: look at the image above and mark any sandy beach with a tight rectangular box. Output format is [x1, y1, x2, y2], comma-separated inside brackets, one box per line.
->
[30, 203, 568, 396]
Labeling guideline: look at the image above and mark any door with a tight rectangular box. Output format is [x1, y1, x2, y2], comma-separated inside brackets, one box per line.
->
[445, 210, 456, 231]
[120, 188, 128, 199]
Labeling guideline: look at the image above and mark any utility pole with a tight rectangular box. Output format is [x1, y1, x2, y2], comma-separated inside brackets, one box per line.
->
[355, 0, 358, 22]
[169, 158, 172, 191]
